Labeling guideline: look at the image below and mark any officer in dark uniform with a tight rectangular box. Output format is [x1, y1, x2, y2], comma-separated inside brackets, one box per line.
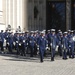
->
[47, 30, 51, 52]
[18, 32, 23, 55]
[33, 31, 38, 56]
[8, 31, 13, 53]
[37, 31, 47, 62]
[28, 31, 35, 57]
[4, 30, 9, 50]
[57, 31, 63, 56]
[62, 32, 68, 59]
[50, 29, 58, 61]
[24, 30, 29, 54]
[15, 32, 19, 55]
[68, 31, 74, 58]
[67, 30, 71, 55]
[21, 32, 26, 56]
[0, 30, 4, 53]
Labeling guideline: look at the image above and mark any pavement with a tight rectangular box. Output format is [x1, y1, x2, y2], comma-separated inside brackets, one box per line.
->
[0, 54, 75, 75]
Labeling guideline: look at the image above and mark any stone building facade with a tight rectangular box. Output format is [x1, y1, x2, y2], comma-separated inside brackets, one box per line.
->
[0, 0, 74, 32]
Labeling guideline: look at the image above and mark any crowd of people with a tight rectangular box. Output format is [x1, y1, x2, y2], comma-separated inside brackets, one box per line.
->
[0, 29, 75, 62]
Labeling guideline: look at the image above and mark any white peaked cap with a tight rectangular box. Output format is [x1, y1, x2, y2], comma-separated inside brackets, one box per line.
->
[51, 29, 55, 32]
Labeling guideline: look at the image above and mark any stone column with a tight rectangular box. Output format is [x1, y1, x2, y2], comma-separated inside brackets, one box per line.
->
[1, 0, 6, 30]
[13, 0, 17, 32]
[6, 0, 8, 28]
[10, 0, 13, 28]
[66, 0, 71, 30]
[22, 0, 28, 31]
[17, 0, 24, 31]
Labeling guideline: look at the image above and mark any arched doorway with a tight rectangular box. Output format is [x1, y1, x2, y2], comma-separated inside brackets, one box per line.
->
[46, 0, 66, 32]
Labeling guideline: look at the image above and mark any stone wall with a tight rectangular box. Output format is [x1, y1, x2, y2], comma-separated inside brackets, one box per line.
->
[27, 0, 46, 31]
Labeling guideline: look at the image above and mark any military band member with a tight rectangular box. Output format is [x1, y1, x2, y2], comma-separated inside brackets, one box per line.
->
[67, 30, 71, 55]
[18, 32, 23, 55]
[28, 31, 35, 57]
[33, 31, 38, 56]
[47, 30, 51, 52]
[57, 31, 63, 56]
[68, 31, 74, 58]
[50, 29, 58, 61]
[37, 31, 47, 62]
[21, 32, 26, 56]
[14, 32, 19, 55]
[62, 32, 68, 59]
[0, 30, 4, 53]
[8, 32, 13, 53]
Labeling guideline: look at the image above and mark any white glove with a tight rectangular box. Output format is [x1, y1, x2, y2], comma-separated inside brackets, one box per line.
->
[46, 47, 48, 50]
[62, 45, 63, 47]
[23, 40, 25, 43]
[27, 43, 28, 45]
[16, 41, 18, 43]
[13, 42, 15, 45]
[46, 44, 48, 47]
[37, 48, 39, 50]
[50, 43, 52, 46]
[7, 42, 9, 45]
[69, 45, 71, 47]
[37, 45, 39, 48]
[56, 45, 59, 48]
[7, 36, 8, 38]
[19, 43, 21, 46]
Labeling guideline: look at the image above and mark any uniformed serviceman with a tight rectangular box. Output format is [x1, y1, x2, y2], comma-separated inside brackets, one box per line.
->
[0, 30, 4, 53]
[4, 30, 9, 50]
[33, 31, 38, 56]
[14, 32, 20, 55]
[21, 32, 26, 56]
[50, 29, 58, 61]
[8, 31, 13, 53]
[57, 31, 63, 56]
[62, 32, 68, 59]
[67, 30, 71, 55]
[18, 32, 23, 55]
[68, 31, 74, 58]
[28, 31, 35, 57]
[37, 31, 47, 62]
[24, 30, 29, 54]
[47, 30, 51, 52]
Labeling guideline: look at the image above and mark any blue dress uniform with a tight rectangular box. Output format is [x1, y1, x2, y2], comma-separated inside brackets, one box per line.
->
[68, 31, 74, 58]
[28, 32, 35, 57]
[24, 31, 29, 54]
[18, 33, 23, 55]
[50, 29, 58, 61]
[47, 30, 51, 52]
[57, 32, 63, 56]
[8, 32, 13, 53]
[33, 32, 38, 55]
[21, 33, 26, 56]
[0, 31, 4, 52]
[4, 31, 9, 49]
[67, 30, 71, 55]
[15, 33, 19, 55]
[62, 32, 68, 59]
[38, 32, 47, 62]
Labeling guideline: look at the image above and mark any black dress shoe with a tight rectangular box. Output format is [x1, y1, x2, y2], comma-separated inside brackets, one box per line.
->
[40, 60, 43, 63]
[51, 59, 54, 61]
[71, 57, 74, 59]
